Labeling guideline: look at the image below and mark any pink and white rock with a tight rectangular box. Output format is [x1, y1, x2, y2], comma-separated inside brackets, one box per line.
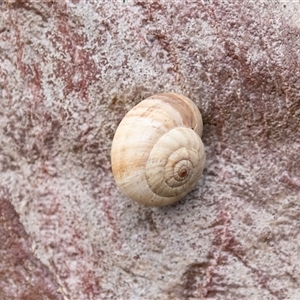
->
[0, 1, 300, 299]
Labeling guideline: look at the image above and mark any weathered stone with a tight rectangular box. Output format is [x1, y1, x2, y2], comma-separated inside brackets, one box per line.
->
[1, 1, 300, 299]
[0, 188, 63, 299]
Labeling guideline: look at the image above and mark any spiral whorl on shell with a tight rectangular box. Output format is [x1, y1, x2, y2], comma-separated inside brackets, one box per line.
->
[111, 93, 206, 206]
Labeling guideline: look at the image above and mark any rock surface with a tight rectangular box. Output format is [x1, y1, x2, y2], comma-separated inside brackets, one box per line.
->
[0, 188, 63, 299]
[1, 1, 300, 299]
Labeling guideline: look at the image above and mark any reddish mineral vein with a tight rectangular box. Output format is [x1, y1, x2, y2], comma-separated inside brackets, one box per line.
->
[0, 187, 63, 300]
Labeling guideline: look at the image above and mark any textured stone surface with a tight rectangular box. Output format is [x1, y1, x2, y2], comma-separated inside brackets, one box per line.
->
[0, 188, 63, 300]
[1, 0, 300, 299]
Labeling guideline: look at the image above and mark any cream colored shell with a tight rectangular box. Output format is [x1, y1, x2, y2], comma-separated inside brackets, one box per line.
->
[111, 93, 206, 206]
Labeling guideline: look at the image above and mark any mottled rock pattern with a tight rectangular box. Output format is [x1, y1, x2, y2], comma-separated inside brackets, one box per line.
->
[1, 0, 300, 299]
[0, 188, 63, 300]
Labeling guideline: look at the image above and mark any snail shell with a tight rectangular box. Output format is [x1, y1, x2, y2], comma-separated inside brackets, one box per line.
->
[111, 93, 206, 207]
